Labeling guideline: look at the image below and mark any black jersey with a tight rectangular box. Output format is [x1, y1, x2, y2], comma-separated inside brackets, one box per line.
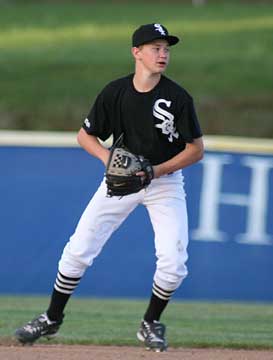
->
[83, 74, 202, 165]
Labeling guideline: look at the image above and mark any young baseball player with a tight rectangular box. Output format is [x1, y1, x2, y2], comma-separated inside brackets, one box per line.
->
[15, 23, 204, 352]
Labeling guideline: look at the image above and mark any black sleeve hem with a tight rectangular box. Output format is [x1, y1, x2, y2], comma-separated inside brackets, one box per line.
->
[81, 125, 110, 142]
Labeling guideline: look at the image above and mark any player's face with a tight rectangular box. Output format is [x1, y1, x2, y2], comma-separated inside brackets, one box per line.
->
[134, 40, 170, 74]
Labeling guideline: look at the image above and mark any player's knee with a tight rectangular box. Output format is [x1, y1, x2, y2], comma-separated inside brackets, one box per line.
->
[154, 263, 188, 291]
[58, 244, 90, 278]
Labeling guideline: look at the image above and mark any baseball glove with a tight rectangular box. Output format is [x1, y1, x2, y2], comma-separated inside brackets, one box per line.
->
[105, 135, 154, 197]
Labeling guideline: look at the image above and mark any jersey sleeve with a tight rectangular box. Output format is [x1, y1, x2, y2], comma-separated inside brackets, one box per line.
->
[82, 84, 113, 141]
[176, 96, 203, 143]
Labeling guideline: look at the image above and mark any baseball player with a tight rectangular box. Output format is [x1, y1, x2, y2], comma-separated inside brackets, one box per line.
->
[15, 23, 204, 352]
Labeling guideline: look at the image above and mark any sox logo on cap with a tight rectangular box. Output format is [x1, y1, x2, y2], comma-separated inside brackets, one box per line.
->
[154, 24, 166, 36]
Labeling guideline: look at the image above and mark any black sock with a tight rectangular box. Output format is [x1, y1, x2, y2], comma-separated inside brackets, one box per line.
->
[46, 271, 81, 321]
[143, 283, 175, 322]
[144, 293, 169, 322]
[47, 288, 71, 321]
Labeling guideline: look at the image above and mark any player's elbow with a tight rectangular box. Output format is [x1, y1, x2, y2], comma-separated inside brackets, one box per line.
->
[77, 128, 86, 146]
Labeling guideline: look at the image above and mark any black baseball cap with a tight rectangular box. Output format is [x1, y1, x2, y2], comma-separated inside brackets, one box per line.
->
[132, 23, 180, 47]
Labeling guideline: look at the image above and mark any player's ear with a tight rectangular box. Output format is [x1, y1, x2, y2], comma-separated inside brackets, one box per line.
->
[131, 46, 137, 59]
[131, 46, 142, 60]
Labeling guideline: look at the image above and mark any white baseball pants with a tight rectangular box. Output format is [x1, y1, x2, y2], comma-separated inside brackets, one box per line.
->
[58, 171, 189, 292]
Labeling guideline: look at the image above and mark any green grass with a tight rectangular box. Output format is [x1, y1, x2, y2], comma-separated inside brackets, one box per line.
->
[1, 296, 273, 349]
[0, 1, 273, 137]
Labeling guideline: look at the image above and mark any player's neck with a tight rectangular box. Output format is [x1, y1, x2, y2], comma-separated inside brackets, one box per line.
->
[133, 71, 161, 93]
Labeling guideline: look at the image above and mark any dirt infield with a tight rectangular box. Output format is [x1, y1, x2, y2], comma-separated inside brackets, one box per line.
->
[1, 345, 273, 360]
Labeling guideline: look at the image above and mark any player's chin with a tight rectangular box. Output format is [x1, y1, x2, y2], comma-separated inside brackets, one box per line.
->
[155, 63, 167, 73]
[153, 66, 167, 74]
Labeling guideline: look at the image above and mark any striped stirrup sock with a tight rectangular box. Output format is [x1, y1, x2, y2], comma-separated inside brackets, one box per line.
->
[144, 282, 175, 322]
[54, 271, 81, 295]
[47, 272, 82, 321]
[152, 282, 175, 301]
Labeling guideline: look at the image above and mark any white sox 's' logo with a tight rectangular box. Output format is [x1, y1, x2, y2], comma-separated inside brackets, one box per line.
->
[154, 24, 166, 36]
[153, 99, 179, 142]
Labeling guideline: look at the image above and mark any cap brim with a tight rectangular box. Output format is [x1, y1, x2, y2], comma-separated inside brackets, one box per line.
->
[138, 35, 180, 47]
[166, 35, 180, 46]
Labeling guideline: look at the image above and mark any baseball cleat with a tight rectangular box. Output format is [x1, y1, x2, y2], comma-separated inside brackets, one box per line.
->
[137, 320, 168, 352]
[14, 312, 64, 345]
